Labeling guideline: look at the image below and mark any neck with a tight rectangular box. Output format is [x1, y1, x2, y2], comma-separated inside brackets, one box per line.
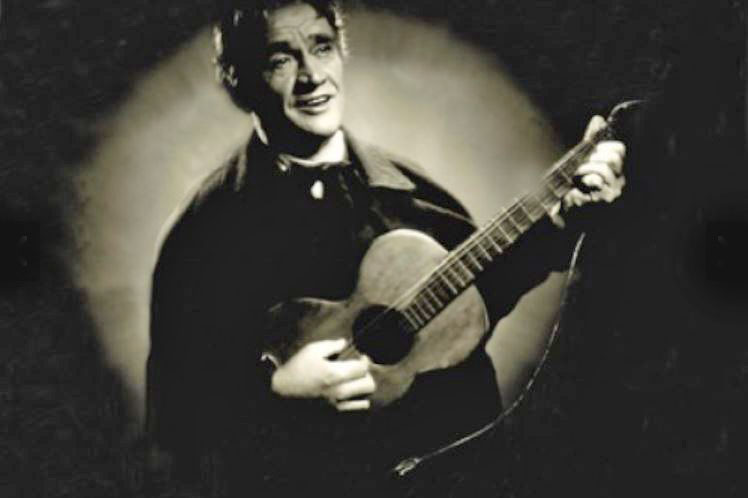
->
[281, 130, 348, 166]
[396, 125, 612, 333]
[255, 117, 346, 163]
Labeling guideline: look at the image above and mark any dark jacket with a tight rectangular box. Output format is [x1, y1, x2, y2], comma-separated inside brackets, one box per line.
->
[146, 133, 581, 496]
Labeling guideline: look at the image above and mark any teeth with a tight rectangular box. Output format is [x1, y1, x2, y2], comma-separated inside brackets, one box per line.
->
[300, 96, 329, 106]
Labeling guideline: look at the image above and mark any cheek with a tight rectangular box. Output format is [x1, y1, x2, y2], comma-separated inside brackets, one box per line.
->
[330, 63, 344, 88]
[320, 55, 343, 87]
[264, 74, 295, 105]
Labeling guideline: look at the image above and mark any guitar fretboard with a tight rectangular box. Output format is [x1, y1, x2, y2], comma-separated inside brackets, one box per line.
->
[399, 129, 609, 332]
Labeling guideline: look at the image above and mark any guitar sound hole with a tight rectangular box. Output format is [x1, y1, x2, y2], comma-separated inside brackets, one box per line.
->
[352, 306, 415, 365]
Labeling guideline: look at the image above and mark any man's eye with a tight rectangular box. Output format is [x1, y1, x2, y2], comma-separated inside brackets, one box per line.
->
[313, 43, 334, 56]
[269, 56, 291, 70]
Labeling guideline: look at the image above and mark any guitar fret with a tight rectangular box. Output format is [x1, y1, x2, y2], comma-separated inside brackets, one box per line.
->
[411, 300, 430, 321]
[405, 305, 422, 326]
[439, 273, 458, 295]
[485, 234, 503, 254]
[498, 219, 518, 242]
[510, 205, 532, 230]
[552, 171, 569, 191]
[424, 285, 443, 308]
[430, 279, 451, 302]
[476, 238, 493, 260]
[455, 259, 474, 281]
[419, 295, 437, 315]
[402, 309, 420, 329]
[545, 179, 562, 198]
[517, 198, 540, 223]
[530, 200, 547, 220]
[423, 288, 439, 311]
[504, 209, 522, 232]
[493, 222, 513, 245]
[447, 266, 466, 287]
[458, 255, 474, 273]
[416, 306, 430, 325]
[559, 166, 573, 183]
[466, 250, 483, 271]
[537, 190, 558, 214]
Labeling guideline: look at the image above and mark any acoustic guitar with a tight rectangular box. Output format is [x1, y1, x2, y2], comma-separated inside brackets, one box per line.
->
[264, 101, 638, 409]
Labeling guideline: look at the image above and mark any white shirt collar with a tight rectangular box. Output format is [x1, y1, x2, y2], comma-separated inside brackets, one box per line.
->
[252, 113, 348, 167]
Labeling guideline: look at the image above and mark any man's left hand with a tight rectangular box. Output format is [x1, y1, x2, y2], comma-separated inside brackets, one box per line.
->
[550, 115, 627, 228]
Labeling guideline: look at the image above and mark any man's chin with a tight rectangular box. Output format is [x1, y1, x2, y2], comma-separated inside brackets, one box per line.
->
[263, 113, 343, 146]
[296, 120, 342, 139]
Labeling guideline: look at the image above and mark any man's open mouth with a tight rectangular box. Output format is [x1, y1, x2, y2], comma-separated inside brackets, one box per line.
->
[295, 95, 332, 108]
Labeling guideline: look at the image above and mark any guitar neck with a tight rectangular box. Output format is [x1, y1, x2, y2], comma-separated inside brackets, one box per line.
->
[399, 129, 609, 331]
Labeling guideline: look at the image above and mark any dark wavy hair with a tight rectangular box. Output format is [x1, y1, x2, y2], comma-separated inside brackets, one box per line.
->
[213, 0, 347, 113]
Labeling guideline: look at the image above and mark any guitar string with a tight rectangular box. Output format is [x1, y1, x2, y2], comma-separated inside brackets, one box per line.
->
[341, 138, 598, 356]
[339, 100, 638, 357]
[384, 127, 608, 320]
[337, 135, 602, 358]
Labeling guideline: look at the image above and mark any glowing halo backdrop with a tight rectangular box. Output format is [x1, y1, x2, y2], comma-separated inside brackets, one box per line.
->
[72, 7, 569, 423]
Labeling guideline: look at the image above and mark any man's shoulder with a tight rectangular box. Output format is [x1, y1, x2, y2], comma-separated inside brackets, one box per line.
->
[366, 143, 474, 222]
[154, 145, 250, 256]
[192, 147, 249, 206]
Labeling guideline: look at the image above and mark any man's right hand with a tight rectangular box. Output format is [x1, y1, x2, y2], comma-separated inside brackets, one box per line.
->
[270, 338, 376, 411]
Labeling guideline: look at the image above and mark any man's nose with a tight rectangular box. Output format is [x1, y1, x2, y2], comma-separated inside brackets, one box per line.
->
[297, 53, 325, 86]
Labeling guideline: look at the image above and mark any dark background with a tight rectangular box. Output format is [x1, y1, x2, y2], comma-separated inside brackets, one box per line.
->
[1, 0, 746, 497]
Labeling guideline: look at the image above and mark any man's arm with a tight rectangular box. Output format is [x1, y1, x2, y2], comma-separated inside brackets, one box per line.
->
[479, 114, 627, 326]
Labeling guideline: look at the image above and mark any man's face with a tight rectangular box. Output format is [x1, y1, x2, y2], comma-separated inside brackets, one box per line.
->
[256, 2, 344, 139]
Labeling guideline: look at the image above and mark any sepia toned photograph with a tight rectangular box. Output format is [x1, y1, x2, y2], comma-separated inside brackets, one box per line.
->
[1, 0, 746, 497]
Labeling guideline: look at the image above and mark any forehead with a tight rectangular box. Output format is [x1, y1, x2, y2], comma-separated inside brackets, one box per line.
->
[265, 3, 335, 45]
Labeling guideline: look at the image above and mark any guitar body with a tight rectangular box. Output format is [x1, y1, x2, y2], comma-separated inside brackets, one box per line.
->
[265, 229, 489, 408]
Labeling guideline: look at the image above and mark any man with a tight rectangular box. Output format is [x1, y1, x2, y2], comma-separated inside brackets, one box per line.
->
[146, 1, 626, 496]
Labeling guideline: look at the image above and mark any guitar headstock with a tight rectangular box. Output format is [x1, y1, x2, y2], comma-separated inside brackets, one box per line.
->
[595, 99, 646, 141]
